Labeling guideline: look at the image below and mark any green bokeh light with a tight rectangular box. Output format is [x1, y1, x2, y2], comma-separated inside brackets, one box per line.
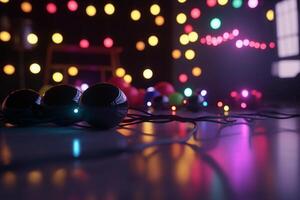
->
[210, 18, 221, 30]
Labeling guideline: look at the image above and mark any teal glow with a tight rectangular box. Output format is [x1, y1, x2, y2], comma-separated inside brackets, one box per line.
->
[210, 18, 221, 30]
[184, 88, 193, 97]
[203, 101, 208, 107]
[232, 0, 243, 8]
[73, 108, 79, 113]
[72, 139, 81, 158]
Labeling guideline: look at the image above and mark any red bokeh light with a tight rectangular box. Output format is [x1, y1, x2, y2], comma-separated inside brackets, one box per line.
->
[200, 38, 206, 44]
[67, 0, 78, 12]
[178, 73, 188, 83]
[103, 37, 114, 48]
[184, 24, 193, 33]
[217, 101, 223, 108]
[241, 102, 247, 109]
[206, 0, 217, 7]
[243, 39, 250, 46]
[232, 29, 239, 37]
[230, 91, 238, 98]
[46, 3, 57, 14]
[260, 43, 267, 50]
[254, 42, 260, 49]
[269, 42, 276, 49]
[79, 39, 89, 48]
[190, 8, 201, 19]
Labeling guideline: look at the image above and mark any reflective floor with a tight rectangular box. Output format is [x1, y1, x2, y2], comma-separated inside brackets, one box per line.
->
[0, 110, 300, 200]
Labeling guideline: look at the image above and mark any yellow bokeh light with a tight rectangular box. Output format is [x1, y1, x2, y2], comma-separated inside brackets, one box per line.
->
[123, 74, 132, 83]
[0, 0, 10, 3]
[176, 13, 187, 24]
[68, 66, 78, 76]
[266, 9, 274, 21]
[177, 0, 187, 3]
[86, 5, 97, 16]
[27, 33, 38, 45]
[224, 105, 230, 112]
[155, 15, 165, 26]
[3, 64, 15, 75]
[21, 1, 32, 13]
[188, 31, 198, 42]
[192, 67, 202, 77]
[148, 35, 158, 46]
[131, 9, 141, 21]
[115, 67, 126, 77]
[150, 4, 160, 16]
[172, 49, 181, 59]
[27, 170, 43, 185]
[52, 72, 63, 82]
[0, 31, 11, 42]
[185, 49, 196, 60]
[104, 3, 115, 15]
[29, 63, 41, 74]
[179, 34, 189, 45]
[143, 68, 153, 79]
[136, 41, 145, 51]
[52, 33, 63, 44]
[218, 0, 228, 6]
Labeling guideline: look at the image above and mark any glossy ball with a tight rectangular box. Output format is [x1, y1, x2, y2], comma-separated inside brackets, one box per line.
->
[154, 82, 175, 96]
[107, 76, 129, 91]
[186, 95, 204, 112]
[169, 92, 184, 106]
[152, 95, 169, 110]
[80, 83, 128, 129]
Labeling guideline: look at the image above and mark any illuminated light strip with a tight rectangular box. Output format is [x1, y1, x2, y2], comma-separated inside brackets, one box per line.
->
[199, 29, 240, 46]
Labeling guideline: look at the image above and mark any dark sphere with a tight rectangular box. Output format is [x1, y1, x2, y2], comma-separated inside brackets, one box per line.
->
[186, 95, 204, 112]
[152, 95, 169, 110]
[80, 83, 128, 129]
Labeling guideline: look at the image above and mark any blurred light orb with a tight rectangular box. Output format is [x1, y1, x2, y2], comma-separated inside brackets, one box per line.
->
[143, 69, 153, 79]
[27, 33, 38, 45]
[150, 4, 160, 16]
[203, 101, 208, 107]
[190, 8, 201, 19]
[86, 5, 97, 16]
[179, 34, 189, 45]
[104, 3, 115, 15]
[260, 43, 267, 50]
[210, 18, 221, 30]
[200, 90, 207, 96]
[218, 0, 228, 6]
[0, 31, 11, 42]
[241, 102, 247, 109]
[188, 31, 198, 42]
[172, 49, 181, 59]
[67, 0, 78, 12]
[243, 39, 250, 46]
[248, 0, 258, 8]
[68, 66, 78, 76]
[178, 0, 187, 3]
[232, 0, 243, 8]
[232, 29, 239, 36]
[184, 24, 193, 33]
[3, 64, 15, 75]
[52, 72, 63, 82]
[184, 88, 193, 97]
[224, 105, 230, 111]
[184, 49, 196, 60]
[236, 40, 243, 48]
[21, 2, 32, 13]
[131, 10, 141, 21]
[192, 67, 202, 77]
[79, 39, 89, 48]
[46, 3, 57, 14]
[266, 9, 274, 21]
[241, 89, 249, 97]
[80, 83, 89, 91]
[29, 63, 41, 74]
[155, 16, 164, 26]
[148, 35, 159, 46]
[207, 0, 217, 7]
[136, 41, 145, 51]
[269, 42, 276, 49]
[0, 0, 9, 3]
[217, 101, 223, 107]
[52, 33, 63, 44]
[178, 73, 188, 83]
[176, 13, 187, 24]
[115, 67, 126, 77]
[123, 74, 132, 83]
[103, 37, 114, 48]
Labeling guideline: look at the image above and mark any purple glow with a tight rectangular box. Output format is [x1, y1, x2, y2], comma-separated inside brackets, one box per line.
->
[236, 40, 243, 48]
[81, 83, 89, 91]
[241, 89, 249, 98]
[248, 0, 258, 8]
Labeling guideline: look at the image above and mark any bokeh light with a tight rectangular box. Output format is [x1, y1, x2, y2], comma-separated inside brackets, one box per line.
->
[207, 0, 217, 7]
[150, 4, 160, 16]
[218, 0, 228, 6]
[136, 41, 145, 51]
[148, 35, 159, 46]
[81, 83, 89, 91]
[232, 29, 240, 36]
[269, 42, 276, 49]
[0, 0, 9, 3]
[188, 31, 198, 42]
[104, 3, 115, 15]
[232, 0, 243, 8]
[184, 88, 193, 97]
[184, 24, 193, 33]
[217, 101, 223, 108]
[178, 0, 187, 3]
[190, 8, 201, 19]
[241, 102, 247, 109]
[27, 33, 38, 45]
[52, 33, 63, 44]
[210, 18, 221, 30]
[248, 0, 258, 8]
[21, 1, 32, 13]
[224, 105, 230, 112]
[52, 72, 63, 82]
[29, 63, 41, 74]
[266, 9, 274, 21]
[155, 16, 164, 26]
[176, 13, 187, 24]
[178, 73, 188, 83]
[172, 49, 181, 59]
[115, 67, 126, 77]
[79, 39, 89, 48]
[241, 89, 249, 98]
[131, 10, 141, 21]
[200, 90, 207, 96]
[0, 31, 11, 42]
[103, 37, 114, 48]
[46, 3, 57, 14]
[179, 34, 189, 45]
[86, 5, 97, 16]
[143, 69, 153, 79]
[124, 74, 132, 83]
[67, 0, 78, 12]
[68, 66, 78, 76]
[236, 40, 243, 48]
[184, 49, 196, 60]
[3, 64, 15, 75]
[192, 67, 202, 77]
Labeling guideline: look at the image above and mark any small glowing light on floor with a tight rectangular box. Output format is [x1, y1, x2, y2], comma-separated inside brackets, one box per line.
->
[68, 66, 78, 76]
[248, 0, 258, 8]
[171, 106, 176, 111]
[124, 74, 132, 83]
[104, 3, 115, 15]
[200, 90, 207, 96]
[210, 18, 221, 30]
[79, 39, 89, 48]
[178, 73, 188, 83]
[207, 0, 217, 7]
[73, 108, 79, 113]
[72, 139, 81, 158]
[29, 63, 41, 74]
[150, 4, 160, 16]
[147, 101, 152, 107]
[21, 1, 32, 13]
[185, 49, 196, 60]
[0, 31, 11, 42]
[131, 9, 141, 21]
[218, 0, 228, 6]
[52, 33, 63, 44]
[27, 33, 38, 45]
[241, 102, 247, 109]
[217, 101, 223, 108]
[192, 67, 202, 77]
[80, 83, 89, 91]
[232, 29, 239, 36]
[3, 64, 15, 75]
[172, 49, 181, 59]
[148, 35, 158, 46]
[143, 69, 153, 79]
[266, 9, 274, 21]
[67, 0, 78, 12]
[241, 89, 249, 98]
[52, 72, 63, 82]
[179, 34, 189, 45]
[232, 0, 243, 8]
[190, 8, 201, 19]
[86, 5, 97, 16]
[46, 2, 57, 14]
[224, 105, 230, 111]
[136, 41, 145, 51]
[184, 88, 193, 97]
[115, 67, 126, 77]
[202, 101, 208, 107]
[236, 40, 243, 48]
[103, 37, 114, 48]
[188, 31, 198, 42]
[176, 13, 187, 24]
[155, 16, 164, 26]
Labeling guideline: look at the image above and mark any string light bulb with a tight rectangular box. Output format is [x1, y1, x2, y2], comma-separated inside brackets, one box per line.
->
[131, 10, 141, 21]
[104, 3, 115, 15]
[3, 64, 15, 75]
[29, 63, 41, 74]
[27, 33, 38, 45]
[68, 66, 78, 76]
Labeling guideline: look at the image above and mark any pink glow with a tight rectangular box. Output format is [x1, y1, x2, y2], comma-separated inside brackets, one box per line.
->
[260, 43, 267, 50]
[190, 8, 201, 19]
[232, 29, 239, 36]
[236, 40, 243, 48]
[230, 91, 238, 98]
[200, 38, 206, 44]
[206, 0, 217, 7]
[79, 39, 89, 48]
[223, 32, 229, 39]
[67, 0, 78, 12]
[241, 89, 249, 98]
[241, 102, 247, 109]
[269, 42, 276, 49]
[184, 24, 193, 33]
[249, 41, 255, 47]
[248, 0, 259, 8]
[254, 42, 260, 49]
[178, 74, 188, 83]
[103, 37, 114, 48]
[46, 3, 57, 14]
[243, 39, 250, 46]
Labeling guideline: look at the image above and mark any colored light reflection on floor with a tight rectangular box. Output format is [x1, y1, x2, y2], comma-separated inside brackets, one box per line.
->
[72, 139, 81, 158]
